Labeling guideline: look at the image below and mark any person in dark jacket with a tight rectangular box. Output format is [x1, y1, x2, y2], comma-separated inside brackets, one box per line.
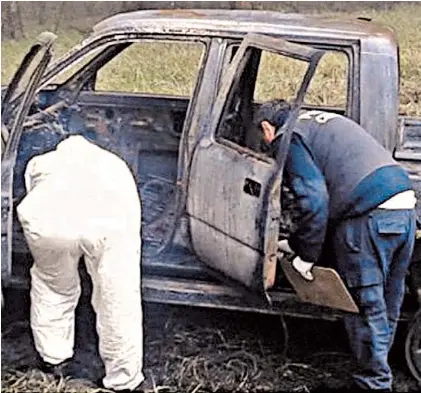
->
[254, 99, 417, 392]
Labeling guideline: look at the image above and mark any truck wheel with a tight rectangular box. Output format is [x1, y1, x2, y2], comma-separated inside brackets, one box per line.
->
[405, 308, 421, 383]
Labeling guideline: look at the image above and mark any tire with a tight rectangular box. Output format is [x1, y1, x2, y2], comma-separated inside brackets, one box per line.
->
[405, 308, 421, 383]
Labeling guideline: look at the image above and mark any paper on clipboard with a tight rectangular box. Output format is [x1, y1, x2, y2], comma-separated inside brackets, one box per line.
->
[280, 259, 359, 313]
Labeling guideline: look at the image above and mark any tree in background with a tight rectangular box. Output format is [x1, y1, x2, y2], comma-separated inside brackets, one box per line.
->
[2, 1, 25, 40]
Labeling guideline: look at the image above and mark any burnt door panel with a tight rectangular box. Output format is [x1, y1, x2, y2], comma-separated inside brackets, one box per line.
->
[186, 33, 324, 295]
[1, 32, 56, 283]
[188, 141, 280, 290]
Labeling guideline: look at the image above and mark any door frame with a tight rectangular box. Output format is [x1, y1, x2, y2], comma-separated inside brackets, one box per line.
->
[186, 33, 324, 298]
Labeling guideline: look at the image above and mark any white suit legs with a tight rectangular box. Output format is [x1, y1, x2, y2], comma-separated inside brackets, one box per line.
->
[24, 231, 144, 389]
[27, 235, 82, 365]
[82, 233, 144, 390]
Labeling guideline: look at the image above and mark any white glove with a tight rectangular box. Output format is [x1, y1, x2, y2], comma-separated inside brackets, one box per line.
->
[278, 239, 294, 254]
[292, 256, 315, 281]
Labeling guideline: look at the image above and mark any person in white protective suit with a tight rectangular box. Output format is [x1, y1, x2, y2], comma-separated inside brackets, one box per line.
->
[16, 135, 148, 392]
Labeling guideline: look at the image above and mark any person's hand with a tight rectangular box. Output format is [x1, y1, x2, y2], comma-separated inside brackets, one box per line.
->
[417, 288, 421, 306]
[278, 239, 294, 254]
[292, 256, 314, 281]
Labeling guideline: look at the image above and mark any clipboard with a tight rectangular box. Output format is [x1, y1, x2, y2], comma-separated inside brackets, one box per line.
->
[280, 259, 359, 313]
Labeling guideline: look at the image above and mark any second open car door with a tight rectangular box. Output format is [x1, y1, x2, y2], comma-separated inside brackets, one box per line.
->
[186, 33, 324, 298]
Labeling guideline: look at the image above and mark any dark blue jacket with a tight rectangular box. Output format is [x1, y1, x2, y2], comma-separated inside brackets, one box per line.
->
[276, 112, 413, 263]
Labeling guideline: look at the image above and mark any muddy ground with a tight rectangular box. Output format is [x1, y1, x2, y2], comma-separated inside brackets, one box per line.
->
[1, 288, 420, 393]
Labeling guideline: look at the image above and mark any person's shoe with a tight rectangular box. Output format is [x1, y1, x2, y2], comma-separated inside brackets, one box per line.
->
[38, 358, 77, 379]
[122, 378, 155, 393]
[96, 376, 155, 393]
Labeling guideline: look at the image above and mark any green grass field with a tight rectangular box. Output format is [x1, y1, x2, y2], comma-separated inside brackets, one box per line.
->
[1, 4, 420, 116]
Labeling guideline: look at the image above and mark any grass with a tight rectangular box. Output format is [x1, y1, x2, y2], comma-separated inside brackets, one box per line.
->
[255, 51, 348, 108]
[2, 302, 420, 393]
[1, 4, 420, 116]
[333, 3, 421, 117]
[95, 41, 205, 97]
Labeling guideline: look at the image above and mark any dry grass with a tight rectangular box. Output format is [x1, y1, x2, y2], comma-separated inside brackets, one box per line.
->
[2, 295, 420, 393]
[95, 41, 205, 97]
[333, 4, 421, 117]
[254, 51, 348, 109]
[0, 302, 363, 393]
[1, 4, 420, 115]
[1, 369, 103, 393]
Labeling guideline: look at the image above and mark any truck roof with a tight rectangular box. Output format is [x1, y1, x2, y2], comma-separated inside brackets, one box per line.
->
[92, 8, 397, 45]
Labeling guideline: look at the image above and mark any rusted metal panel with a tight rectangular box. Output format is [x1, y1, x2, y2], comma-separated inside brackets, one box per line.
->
[157, 9, 207, 18]
[242, 32, 323, 61]
[395, 117, 421, 161]
[262, 184, 280, 290]
[7, 273, 416, 322]
[91, 9, 397, 45]
[185, 33, 323, 295]
[189, 142, 275, 246]
[1, 33, 56, 284]
[359, 36, 400, 152]
[1, 194, 12, 283]
[189, 217, 262, 288]
[187, 140, 278, 290]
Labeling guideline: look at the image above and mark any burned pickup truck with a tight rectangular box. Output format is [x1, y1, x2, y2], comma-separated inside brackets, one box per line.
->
[1, 9, 421, 382]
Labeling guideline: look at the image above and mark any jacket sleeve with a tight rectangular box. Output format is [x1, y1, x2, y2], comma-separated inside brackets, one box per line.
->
[283, 134, 329, 263]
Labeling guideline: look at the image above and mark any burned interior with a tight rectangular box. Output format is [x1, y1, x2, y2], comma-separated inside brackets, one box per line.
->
[7, 37, 207, 279]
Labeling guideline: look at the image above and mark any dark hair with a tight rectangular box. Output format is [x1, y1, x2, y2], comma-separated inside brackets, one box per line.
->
[253, 99, 291, 129]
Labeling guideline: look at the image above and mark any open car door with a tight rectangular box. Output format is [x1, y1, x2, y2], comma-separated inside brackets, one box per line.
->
[186, 33, 323, 298]
[1, 32, 56, 285]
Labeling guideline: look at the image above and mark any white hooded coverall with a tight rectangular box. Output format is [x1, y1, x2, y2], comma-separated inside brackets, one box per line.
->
[17, 135, 144, 391]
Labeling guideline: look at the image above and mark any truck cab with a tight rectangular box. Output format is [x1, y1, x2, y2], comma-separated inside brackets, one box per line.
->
[1, 9, 420, 381]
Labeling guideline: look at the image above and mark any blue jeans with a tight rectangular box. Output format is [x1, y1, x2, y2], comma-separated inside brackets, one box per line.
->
[332, 209, 416, 390]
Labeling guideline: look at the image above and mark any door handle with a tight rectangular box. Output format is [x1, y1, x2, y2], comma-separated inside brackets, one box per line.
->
[243, 178, 261, 197]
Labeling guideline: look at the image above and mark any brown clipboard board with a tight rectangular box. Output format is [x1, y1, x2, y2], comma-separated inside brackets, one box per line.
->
[280, 259, 359, 313]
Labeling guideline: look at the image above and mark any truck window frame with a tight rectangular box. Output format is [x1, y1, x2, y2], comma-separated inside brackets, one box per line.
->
[35, 35, 208, 102]
[214, 39, 326, 163]
[45, 35, 208, 96]
[220, 40, 358, 121]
